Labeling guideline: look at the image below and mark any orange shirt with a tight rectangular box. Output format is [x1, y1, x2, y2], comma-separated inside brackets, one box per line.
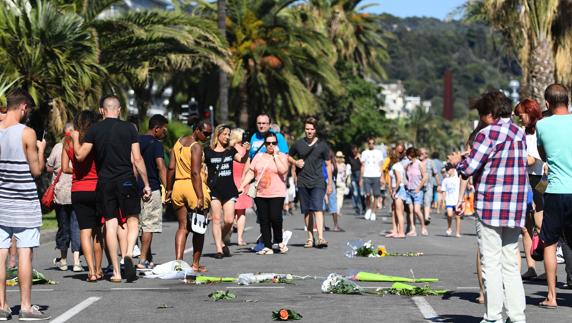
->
[250, 153, 288, 198]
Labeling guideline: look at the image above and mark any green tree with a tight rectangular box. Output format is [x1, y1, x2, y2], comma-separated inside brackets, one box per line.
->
[464, 0, 566, 103]
[0, 0, 103, 133]
[197, 0, 343, 128]
[297, 0, 390, 80]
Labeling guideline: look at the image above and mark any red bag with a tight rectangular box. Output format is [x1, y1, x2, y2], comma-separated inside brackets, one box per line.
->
[530, 229, 544, 262]
[41, 170, 62, 209]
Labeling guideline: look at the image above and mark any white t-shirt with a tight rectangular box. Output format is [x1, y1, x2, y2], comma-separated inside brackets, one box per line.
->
[526, 133, 544, 176]
[390, 162, 405, 189]
[361, 149, 383, 178]
[441, 175, 460, 206]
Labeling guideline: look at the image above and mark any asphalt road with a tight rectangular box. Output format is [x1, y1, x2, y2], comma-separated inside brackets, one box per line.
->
[15, 200, 572, 322]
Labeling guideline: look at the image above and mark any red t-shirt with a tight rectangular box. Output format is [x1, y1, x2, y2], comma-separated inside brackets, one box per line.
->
[65, 141, 98, 192]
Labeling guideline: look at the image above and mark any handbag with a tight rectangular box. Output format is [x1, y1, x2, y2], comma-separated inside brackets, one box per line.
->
[187, 209, 209, 235]
[247, 157, 272, 199]
[41, 169, 63, 209]
[530, 228, 544, 261]
[534, 175, 548, 194]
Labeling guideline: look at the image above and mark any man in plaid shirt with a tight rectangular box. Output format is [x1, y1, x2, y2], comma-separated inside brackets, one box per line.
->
[449, 91, 527, 323]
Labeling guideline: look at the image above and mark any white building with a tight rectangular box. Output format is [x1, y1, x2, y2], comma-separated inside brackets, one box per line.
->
[379, 81, 431, 119]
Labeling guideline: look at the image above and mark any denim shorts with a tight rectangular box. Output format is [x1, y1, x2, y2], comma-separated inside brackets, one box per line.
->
[363, 177, 381, 197]
[298, 186, 326, 215]
[0, 226, 40, 248]
[324, 186, 337, 213]
[405, 190, 424, 205]
[395, 186, 408, 201]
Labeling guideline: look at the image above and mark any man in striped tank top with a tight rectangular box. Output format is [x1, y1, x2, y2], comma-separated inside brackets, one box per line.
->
[0, 89, 51, 320]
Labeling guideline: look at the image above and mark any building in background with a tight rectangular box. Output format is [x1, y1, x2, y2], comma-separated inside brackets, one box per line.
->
[379, 81, 431, 119]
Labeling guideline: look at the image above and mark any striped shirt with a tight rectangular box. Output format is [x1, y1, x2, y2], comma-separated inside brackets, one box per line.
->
[0, 124, 42, 228]
[457, 118, 528, 228]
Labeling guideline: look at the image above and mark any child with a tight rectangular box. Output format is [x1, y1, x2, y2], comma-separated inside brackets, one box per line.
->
[441, 164, 461, 237]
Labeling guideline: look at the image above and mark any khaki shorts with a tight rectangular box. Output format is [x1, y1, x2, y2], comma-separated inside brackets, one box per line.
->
[139, 190, 163, 233]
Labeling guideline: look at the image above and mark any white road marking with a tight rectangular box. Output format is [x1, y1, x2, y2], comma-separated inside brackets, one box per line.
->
[456, 286, 480, 290]
[110, 287, 170, 291]
[183, 247, 193, 254]
[6, 289, 54, 293]
[227, 286, 285, 289]
[50, 296, 100, 323]
[412, 296, 440, 322]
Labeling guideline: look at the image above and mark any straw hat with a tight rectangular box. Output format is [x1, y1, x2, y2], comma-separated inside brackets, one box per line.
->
[335, 151, 345, 158]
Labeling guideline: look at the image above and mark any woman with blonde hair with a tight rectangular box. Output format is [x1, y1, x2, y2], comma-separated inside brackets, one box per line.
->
[204, 125, 248, 258]
[230, 128, 252, 246]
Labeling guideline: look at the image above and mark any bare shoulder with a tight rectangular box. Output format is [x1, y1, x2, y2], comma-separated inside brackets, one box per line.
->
[22, 126, 36, 142]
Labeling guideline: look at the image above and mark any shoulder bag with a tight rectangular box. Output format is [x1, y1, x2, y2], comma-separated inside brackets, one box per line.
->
[247, 157, 272, 199]
[41, 169, 63, 209]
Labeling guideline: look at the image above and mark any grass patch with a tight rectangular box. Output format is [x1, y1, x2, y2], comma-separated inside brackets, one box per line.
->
[41, 210, 57, 231]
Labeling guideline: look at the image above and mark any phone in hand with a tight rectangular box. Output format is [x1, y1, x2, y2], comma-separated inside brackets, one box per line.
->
[242, 131, 249, 143]
[35, 129, 45, 141]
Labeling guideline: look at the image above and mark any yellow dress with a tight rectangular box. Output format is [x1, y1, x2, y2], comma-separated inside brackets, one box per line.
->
[171, 140, 211, 210]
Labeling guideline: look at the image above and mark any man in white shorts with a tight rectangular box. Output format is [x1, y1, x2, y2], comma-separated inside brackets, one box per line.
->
[360, 137, 384, 221]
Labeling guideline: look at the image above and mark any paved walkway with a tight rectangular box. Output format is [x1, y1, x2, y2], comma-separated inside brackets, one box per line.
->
[18, 201, 572, 322]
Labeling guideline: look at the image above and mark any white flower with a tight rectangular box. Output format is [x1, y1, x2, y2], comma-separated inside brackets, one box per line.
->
[321, 273, 343, 293]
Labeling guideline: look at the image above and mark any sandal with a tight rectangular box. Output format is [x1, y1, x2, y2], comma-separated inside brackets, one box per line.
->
[304, 239, 314, 248]
[316, 239, 328, 248]
[238, 240, 248, 246]
[279, 243, 288, 254]
[109, 276, 122, 283]
[257, 247, 274, 255]
[191, 264, 208, 273]
[86, 274, 98, 283]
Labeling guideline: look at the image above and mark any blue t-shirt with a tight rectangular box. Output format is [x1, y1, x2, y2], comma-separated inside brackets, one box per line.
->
[536, 114, 572, 194]
[249, 131, 289, 158]
[138, 134, 165, 191]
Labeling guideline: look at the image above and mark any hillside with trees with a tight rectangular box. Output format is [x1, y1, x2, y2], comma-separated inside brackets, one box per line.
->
[380, 14, 521, 118]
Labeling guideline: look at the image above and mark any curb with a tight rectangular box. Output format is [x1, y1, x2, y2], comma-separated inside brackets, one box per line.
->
[40, 228, 57, 245]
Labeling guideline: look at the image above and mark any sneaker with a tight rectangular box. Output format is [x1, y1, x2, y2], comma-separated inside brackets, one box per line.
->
[364, 209, 371, 220]
[53, 257, 67, 271]
[557, 245, 565, 264]
[19, 305, 50, 321]
[446, 229, 452, 236]
[0, 305, 11, 321]
[132, 245, 141, 258]
[72, 264, 83, 272]
[370, 213, 376, 221]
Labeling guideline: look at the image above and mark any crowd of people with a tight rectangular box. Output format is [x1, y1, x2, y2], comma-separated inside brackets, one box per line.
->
[0, 83, 571, 322]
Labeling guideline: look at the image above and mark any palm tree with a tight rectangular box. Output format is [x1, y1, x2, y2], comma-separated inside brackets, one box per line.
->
[197, 0, 343, 128]
[218, 0, 230, 122]
[297, 0, 390, 80]
[464, 0, 561, 103]
[0, 0, 104, 132]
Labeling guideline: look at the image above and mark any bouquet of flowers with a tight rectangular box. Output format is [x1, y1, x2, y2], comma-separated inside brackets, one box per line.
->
[238, 273, 293, 285]
[272, 309, 302, 321]
[346, 240, 423, 258]
[321, 273, 362, 294]
[208, 290, 236, 301]
[351, 271, 438, 283]
[376, 282, 449, 296]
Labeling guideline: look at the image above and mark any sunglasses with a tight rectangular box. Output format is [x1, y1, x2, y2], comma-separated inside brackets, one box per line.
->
[265, 141, 277, 146]
[201, 130, 212, 137]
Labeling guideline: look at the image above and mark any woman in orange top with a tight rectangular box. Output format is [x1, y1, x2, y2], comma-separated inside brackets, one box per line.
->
[166, 120, 212, 272]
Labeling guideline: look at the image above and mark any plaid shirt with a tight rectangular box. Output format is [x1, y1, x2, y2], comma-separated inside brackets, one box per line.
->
[457, 118, 528, 228]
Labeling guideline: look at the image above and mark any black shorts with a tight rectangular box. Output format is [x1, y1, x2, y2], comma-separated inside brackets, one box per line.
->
[72, 191, 101, 230]
[96, 177, 141, 220]
[528, 174, 545, 212]
[540, 193, 572, 245]
[298, 186, 326, 215]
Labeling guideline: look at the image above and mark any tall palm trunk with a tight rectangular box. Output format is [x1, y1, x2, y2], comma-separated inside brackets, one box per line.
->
[218, 0, 229, 123]
[528, 38, 555, 104]
[238, 79, 249, 129]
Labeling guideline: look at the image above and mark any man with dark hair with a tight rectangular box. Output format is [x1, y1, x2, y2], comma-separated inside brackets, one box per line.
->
[449, 90, 527, 323]
[136, 114, 168, 269]
[0, 89, 50, 320]
[536, 83, 572, 309]
[248, 113, 288, 158]
[360, 137, 384, 221]
[348, 145, 364, 215]
[72, 95, 151, 283]
[288, 117, 332, 248]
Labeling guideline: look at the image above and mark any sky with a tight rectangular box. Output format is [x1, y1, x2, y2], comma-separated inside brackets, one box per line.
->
[362, 0, 467, 20]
